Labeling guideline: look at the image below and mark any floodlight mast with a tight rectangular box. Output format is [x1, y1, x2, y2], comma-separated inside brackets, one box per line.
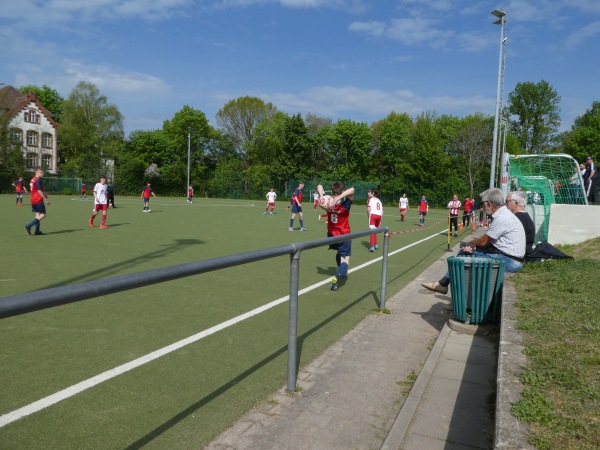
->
[490, 9, 507, 189]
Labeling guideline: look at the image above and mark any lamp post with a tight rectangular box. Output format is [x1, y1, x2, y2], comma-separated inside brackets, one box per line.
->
[489, 9, 507, 189]
[187, 130, 191, 196]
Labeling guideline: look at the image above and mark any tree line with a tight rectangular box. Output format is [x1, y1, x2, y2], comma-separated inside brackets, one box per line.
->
[1, 80, 599, 205]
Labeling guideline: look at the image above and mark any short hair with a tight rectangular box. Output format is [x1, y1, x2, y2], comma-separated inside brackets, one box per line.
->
[331, 181, 345, 196]
[100, 175, 106, 179]
[509, 190, 527, 207]
[369, 188, 379, 197]
[479, 188, 505, 207]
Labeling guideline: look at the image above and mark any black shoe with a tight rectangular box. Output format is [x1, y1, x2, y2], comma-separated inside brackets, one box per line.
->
[25, 226, 31, 235]
[35, 231, 45, 235]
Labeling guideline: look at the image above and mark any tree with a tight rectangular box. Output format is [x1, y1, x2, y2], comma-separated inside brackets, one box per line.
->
[565, 101, 600, 162]
[215, 96, 278, 163]
[58, 81, 124, 181]
[18, 84, 64, 123]
[507, 80, 561, 154]
[447, 114, 492, 198]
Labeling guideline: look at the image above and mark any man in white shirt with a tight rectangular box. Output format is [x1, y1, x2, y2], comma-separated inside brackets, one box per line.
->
[422, 188, 525, 294]
[398, 194, 408, 222]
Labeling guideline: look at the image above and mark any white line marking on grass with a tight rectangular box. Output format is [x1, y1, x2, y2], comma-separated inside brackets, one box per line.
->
[0, 230, 445, 428]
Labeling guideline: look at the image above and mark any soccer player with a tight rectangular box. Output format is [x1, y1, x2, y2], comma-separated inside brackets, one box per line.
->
[313, 191, 319, 211]
[141, 182, 157, 212]
[80, 183, 87, 201]
[89, 175, 109, 229]
[24, 167, 50, 236]
[264, 188, 277, 214]
[288, 181, 306, 231]
[367, 189, 383, 252]
[187, 185, 193, 203]
[462, 196, 475, 227]
[12, 176, 27, 206]
[318, 182, 355, 291]
[418, 195, 429, 227]
[398, 193, 408, 222]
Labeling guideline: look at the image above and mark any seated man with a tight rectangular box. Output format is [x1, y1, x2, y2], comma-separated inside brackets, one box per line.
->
[506, 190, 535, 260]
[422, 187, 526, 294]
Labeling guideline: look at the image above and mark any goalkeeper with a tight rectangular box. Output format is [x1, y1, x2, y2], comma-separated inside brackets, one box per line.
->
[318, 182, 355, 291]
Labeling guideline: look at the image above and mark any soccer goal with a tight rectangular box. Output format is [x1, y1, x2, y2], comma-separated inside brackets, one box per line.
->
[42, 177, 83, 194]
[502, 153, 587, 243]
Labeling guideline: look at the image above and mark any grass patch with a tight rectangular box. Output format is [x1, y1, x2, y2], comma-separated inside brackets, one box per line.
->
[511, 243, 600, 450]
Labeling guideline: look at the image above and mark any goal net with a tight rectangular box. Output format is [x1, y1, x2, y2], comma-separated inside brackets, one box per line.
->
[42, 177, 83, 195]
[506, 153, 586, 243]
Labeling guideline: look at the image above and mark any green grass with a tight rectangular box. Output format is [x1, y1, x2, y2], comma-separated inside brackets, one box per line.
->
[0, 194, 456, 449]
[511, 239, 600, 450]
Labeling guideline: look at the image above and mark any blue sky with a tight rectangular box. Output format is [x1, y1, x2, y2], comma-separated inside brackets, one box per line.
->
[1, 0, 599, 136]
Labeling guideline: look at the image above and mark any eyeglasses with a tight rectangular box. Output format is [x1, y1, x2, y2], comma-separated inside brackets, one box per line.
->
[506, 199, 518, 204]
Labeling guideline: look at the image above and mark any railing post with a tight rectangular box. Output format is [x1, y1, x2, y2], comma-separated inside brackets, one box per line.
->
[287, 249, 301, 393]
[380, 230, 390, 310]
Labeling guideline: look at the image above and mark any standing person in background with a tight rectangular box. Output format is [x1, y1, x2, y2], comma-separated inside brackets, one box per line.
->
[418, 195, 429, 227]
[187, 185, 194, 204]
[80, 183, 87, 201]
[462, 197, 474, 227]
[106, 178, 116, 208]
[141, 182, 157, 212]
[398, 193, 408, 222]
[447, 194, 461, 237]
[12, 176, 27, 206]
[89, 175, 109, 229]
[25, 167, 50, 236]
[367, 189, 383, 252]
[264, 188, 277, 215]
[318, 182, 355, 291]
[584, 156, 597, 202]
[288, 181, 306, 231]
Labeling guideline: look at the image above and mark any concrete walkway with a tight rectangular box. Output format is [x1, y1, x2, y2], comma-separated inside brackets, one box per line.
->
[206, 241, 528, 450]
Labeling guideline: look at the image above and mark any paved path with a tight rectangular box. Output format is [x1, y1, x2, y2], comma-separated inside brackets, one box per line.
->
[206, 241, 504, 450]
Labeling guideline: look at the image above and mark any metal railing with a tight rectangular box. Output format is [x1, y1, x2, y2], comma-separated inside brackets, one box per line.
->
[0, 227, 389, 392]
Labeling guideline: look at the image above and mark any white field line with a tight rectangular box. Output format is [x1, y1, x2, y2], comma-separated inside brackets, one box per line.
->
[69, 198, 256, 207]
[0, 230, 445, 428]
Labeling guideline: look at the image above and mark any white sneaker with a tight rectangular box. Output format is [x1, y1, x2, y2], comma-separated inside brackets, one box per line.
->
[288, 227, 294, 231]
[300, 227, 307, 231]
[147, 209, 151, 212]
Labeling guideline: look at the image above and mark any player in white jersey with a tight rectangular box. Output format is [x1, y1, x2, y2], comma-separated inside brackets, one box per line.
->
[89, 175, 109, 229]
[264, 188, 277, 215]
[398, 194, 408, 222]
[367, 189, 383, 252]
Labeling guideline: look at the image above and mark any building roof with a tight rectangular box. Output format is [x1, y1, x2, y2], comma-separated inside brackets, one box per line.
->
[0, 85, 59, 128]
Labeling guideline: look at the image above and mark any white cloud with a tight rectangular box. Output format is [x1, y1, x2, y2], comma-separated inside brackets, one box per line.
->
[565, 20, 600, 47]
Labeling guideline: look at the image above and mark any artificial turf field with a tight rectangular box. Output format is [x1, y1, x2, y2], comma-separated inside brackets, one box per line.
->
[0, 193, 457, 449]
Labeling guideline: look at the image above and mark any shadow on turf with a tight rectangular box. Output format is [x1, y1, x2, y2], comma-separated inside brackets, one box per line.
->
[35, 238, 205, 291]
[123, 289, 378, 450]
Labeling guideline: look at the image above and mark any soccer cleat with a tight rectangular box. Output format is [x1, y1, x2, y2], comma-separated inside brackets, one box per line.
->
[374, 245, 379, 250]
[369, 247, 375, 252]
[89, 219, 94, 227]
[34, 231, 45, 235]
[288, 227, 294, 231]
[25, 226, 32, 235]
[330, 276, 338, 291]
[263, 211, 267, 214]
[100, 224, 109, 229]
[300, 227, 307, 231]
[270, 212, 274, 215]
[421, 282, 448, 295]
[147, 209, 151, 212]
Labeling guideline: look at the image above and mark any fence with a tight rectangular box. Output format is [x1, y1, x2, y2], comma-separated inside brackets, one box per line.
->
[0, 227, 389, 393]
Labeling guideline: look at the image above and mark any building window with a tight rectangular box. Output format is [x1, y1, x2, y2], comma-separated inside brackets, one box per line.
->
[10, 129, 22, 144]
[42, 133, 53, 148]
[24, 110, 40, 124]
[42, 154, 52, 170]
[27, 153, 37, 168]
[27, 131, 38, 146]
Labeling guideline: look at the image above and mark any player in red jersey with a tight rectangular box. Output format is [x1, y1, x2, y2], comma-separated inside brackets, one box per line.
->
[367, 188, 383, 252]
[318, 181, 355, 291]
[141, 182, 157, 212]
[288, 181, 306, 231]
[25, 167, 50, 235]
[187, 185, 193, 204]
[80, 183, 87, 201]
[12, 176, 28, 206]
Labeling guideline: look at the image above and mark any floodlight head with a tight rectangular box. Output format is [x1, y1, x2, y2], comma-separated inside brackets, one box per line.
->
[492, 9, 506, 18]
